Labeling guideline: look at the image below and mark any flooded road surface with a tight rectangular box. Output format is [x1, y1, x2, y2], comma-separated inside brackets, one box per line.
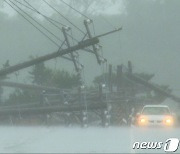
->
[0, 126, 179, 153]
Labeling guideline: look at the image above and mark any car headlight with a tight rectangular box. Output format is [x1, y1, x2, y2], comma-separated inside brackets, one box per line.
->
[138, 116, 148, 126]
[163, 116, 174, 126]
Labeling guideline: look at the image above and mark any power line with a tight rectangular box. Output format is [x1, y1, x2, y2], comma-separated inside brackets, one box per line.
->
[14, 0, 38, 12]
[17, 0, 103, 61]
[92, 22, 96, 36]
[4, 0, 61, 47]
[22, 1, 82, 70]
[100, 14, 117, 30]
[4, 0, 78, 63]
[23, 0, 63, 33]
[20, 0, 84, 45]
[41, 0, 93, 53]
[14, 0, 76, 48]
[22, 0, 83, 67]
[4, 0, 101, 68]
[42, 0, 86, 35]
[7, 0, 104, 63]
[58, 1, 98, 43]
[15, 0, 85, 66]
[8, 0, 64, 43]
[22, 0, 81, 45]
[59, 0, 91, 20]
[15, 0, 66, 27]
[15, 0, 62, 27]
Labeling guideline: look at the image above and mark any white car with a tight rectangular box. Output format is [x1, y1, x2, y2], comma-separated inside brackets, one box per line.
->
[135, 105, 175, 127]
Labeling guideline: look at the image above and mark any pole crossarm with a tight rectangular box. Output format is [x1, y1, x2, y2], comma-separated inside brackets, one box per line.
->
[95, 27, 122, 39]
[83, 21, 122, 64]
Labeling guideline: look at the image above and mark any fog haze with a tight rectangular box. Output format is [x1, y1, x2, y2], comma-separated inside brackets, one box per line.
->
[0, 0, 180, 92]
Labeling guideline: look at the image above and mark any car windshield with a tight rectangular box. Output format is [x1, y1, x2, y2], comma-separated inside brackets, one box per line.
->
[142, 107, 170, 115]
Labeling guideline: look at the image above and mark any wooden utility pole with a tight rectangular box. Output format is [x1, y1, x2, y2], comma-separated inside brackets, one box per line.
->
[126, 73, 180, 103]
[0, 26, 122, 77]
[0, 38, 99, 77]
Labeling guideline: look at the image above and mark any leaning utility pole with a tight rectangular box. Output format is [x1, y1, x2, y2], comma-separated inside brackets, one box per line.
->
[0, 38, 99, 77]
[126, 72, 180, 103]
[0, 27, 122, 77]
[0, 81, 63, 92]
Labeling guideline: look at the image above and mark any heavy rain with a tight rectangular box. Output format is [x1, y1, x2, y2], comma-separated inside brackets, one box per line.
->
[0, 0, 180, 153]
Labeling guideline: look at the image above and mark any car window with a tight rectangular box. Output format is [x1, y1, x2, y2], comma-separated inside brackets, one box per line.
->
[142, 107, 170, 115]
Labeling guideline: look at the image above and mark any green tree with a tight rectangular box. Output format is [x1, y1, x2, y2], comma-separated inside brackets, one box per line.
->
[29, 62, 52, 86]
[50, 69, 79, 88]
[29, 61, 79, 88]
[6, 64, 80, 105]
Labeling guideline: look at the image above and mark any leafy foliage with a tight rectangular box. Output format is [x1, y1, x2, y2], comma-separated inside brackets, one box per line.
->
[50, 69, 80, 88]
[6, 62, 79, 104]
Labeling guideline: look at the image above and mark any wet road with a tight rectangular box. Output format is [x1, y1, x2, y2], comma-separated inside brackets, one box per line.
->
[0, 126, 180, 153]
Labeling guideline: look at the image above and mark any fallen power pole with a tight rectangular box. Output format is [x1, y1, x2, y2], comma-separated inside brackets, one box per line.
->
[0, 27, 122, 77]
[0, 81, 63, 92]
[0, 103, 107, 116]
[0, 37, 99, 77]
[126, 73, 180, 103]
